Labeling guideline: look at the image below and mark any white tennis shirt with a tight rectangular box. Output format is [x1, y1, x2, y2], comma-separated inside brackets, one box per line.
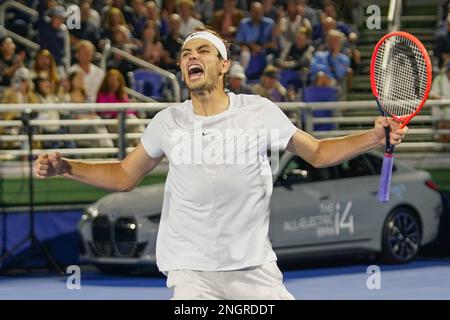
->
[141, 92, 297, 271]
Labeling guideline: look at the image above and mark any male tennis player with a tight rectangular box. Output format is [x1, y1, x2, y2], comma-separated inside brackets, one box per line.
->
[35, 28, 407, 300]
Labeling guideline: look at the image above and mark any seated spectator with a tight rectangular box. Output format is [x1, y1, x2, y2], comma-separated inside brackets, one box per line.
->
[96, 69, 144, 146]
[161, 14, 184, 71]
[195, 0, 214, 25]
[262, 0, 279, 22]
[139, 20, 165, 66]
[69, 0, 101, 49]
[278, 0, 312, 49]
[277, 28, 314, 71]
[435, 15, 450, 69]
[63, 70, 114, 148]
[101, 0, 136, 28]
[299, 0, 320, 28]
[178, 0, 204, 38]
[252, 65, 287, 102]
[131, 0, 149, 40]
[212, 0, 245, 42]
[101, 7, 128, 44]
[322, 0, 353, 36]
[33, 73, 75, 149]
[344, 32, 361, 75]
[161, 0, 178, 21]
[0, 37, 26, 87]
[235, 2, 276, 79]
[30, 49, 62, 98]
[429, 61, 450, 143]
[310, 29, 350, 97]
[79, 0, 101, 29]
[96, 69, 135, 118]
[303, 70, 338, 131]
[68, 40, 105, 103]
[37, 5, 67, 67]
[1, 68, 38, 149]
[145, 1, 169, 37]
[312, 16, 338, 49]
[227, 63, 254, 95]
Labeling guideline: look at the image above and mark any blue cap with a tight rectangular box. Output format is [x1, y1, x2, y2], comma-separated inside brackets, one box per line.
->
[46, 6, 68, 19]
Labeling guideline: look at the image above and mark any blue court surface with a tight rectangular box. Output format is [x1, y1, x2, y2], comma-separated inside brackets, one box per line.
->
[1, 258, 449, 300]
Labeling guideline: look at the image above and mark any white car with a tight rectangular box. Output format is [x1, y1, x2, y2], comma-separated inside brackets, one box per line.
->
[78, 151, 443, 274]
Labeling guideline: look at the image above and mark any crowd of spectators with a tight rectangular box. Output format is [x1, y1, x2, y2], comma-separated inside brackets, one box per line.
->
[0, 0, 362, 151]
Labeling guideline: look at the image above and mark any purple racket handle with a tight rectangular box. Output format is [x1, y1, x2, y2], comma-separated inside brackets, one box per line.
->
[377, 154, 394, 202]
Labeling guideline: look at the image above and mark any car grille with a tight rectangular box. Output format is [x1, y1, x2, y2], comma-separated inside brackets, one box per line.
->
[91, 216, 147, 258]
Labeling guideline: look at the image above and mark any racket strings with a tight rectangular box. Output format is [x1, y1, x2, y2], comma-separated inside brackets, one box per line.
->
[374, 35, 428, 118]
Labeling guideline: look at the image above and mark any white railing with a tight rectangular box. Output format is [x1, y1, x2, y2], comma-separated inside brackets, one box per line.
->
[0, 100, 449, 167]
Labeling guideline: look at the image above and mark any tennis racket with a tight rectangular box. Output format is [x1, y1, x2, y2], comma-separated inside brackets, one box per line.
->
[370, 31, 432, 202]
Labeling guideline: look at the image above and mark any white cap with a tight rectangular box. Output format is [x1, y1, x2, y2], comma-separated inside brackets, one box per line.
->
[229, 63, 246, 80]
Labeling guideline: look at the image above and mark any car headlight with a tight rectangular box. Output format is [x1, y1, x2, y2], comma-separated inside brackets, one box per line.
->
[82, 207, 99, 220]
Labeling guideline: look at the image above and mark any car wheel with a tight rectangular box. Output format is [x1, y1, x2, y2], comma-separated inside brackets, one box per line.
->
[381, 207, 421, 264]
[95, 264, 136, 275]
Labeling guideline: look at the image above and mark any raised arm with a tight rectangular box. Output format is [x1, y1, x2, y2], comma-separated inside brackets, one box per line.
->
[286, 117, 407, 168]
[35, 143, 164, 192]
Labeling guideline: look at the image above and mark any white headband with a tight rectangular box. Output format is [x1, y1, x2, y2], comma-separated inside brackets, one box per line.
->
[182, 31, 228, 60]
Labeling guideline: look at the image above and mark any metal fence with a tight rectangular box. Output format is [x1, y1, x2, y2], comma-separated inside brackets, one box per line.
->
[1, 100, 449, 168]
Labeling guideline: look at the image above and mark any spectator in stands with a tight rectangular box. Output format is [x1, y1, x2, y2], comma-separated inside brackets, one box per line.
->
[429, 61, 450, 142]
[63, 70, 114, 148]
[435, 15, 450, 69]
[252, 65, 288, 102]
[68, 40, 105, 103]
[79, 0, 101, 29]
[96, 69, 144, 146]
[31, 49, 62, 98]
[145, 1, 169, 37]
[161, 0, 178, 21]
[33, 73, 76, 149]
[101, 7, 129, 43]
[194, 0, 214, 25]
[96, 69, 134, 118]
[262, 0, 279, 22]
[303, 70, 338, 131]
[276, 27, 314, 72]
[131, 0, 149, 40]
[345, 32, 361, 75]
[312, 16, 337, 49]
[298, 0, 320, 28]
[278, 0, 312, 49]
[235, 2, 276, 79]
[321, 0, 352, 36]
[178, 0, 204, 38]
[227, 63, 254, 94]
[37, 5, 67, 67]
[310, 29, 350, 97]
[69, 0, 101, 49]
[0, 37, 26, 87]
[140, 20, 165, 66]
[1, 68, 38, 149]
[161, 14, 184, 71]
[211, 0, 245, 42]
[101, 0, 136, 28]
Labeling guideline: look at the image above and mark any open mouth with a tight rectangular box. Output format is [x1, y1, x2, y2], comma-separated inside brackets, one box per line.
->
[188, 64, 204, 80]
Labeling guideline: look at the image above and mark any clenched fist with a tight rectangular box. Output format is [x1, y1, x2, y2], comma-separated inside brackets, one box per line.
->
[35, 152, 67, 178]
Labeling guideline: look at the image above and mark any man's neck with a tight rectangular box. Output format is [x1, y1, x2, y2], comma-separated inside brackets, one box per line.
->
[191, 89, 230, 116]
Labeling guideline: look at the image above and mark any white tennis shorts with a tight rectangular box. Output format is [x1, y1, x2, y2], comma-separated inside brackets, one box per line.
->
[166, 261, 295, 300]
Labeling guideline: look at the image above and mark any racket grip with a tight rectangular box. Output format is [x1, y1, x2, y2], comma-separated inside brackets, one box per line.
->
[377, 154, 394, 203]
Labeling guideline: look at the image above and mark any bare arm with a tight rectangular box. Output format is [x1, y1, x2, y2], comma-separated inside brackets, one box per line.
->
[35, 143, 164, 192]
[286, 117, 408, 168]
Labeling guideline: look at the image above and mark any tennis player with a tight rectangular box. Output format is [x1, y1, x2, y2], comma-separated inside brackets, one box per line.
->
[35, 28, 408, 300]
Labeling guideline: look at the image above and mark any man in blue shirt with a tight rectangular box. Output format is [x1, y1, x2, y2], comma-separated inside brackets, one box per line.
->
[235, 1, 276, 79]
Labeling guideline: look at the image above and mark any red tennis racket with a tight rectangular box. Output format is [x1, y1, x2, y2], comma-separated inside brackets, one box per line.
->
[370, 31, 432, 202]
